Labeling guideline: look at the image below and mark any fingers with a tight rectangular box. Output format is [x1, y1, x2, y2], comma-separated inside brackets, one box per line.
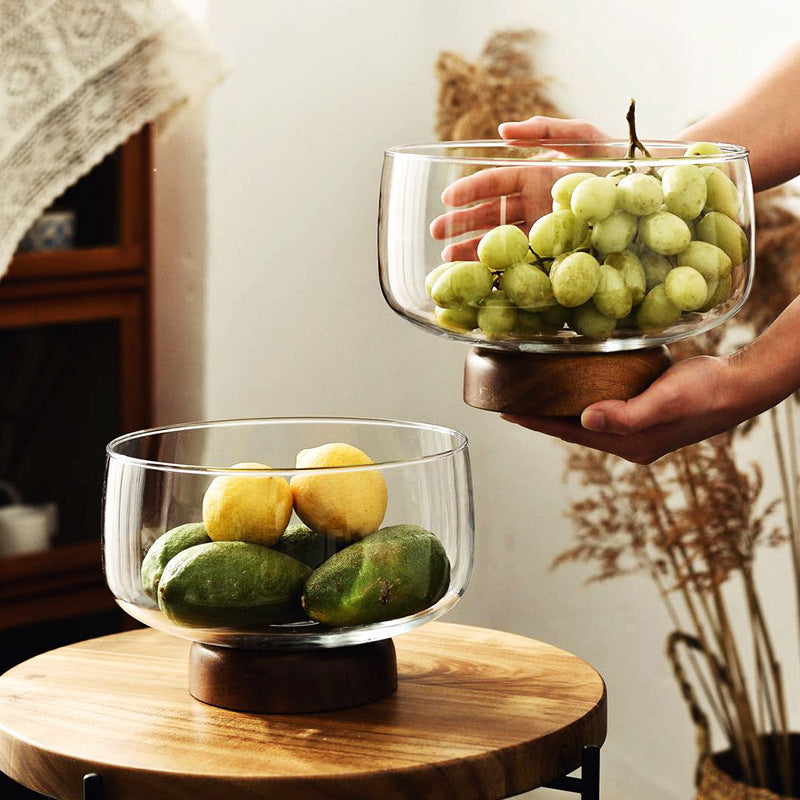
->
[498, 116, 610, 142]
[441, 166, 528, 206]
[430, 195, 525, 240]
[440, 236, 481, 262]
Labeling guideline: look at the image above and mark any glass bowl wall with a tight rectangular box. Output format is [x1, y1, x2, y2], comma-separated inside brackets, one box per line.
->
[379, 140, 754, 353]
[103, 418, 474, 649]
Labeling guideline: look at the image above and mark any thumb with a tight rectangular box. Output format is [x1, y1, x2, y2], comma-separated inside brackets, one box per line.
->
[581, 388, 683, 434]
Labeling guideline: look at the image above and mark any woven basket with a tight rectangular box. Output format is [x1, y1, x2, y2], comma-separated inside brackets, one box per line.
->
[667, 632, 800, 800]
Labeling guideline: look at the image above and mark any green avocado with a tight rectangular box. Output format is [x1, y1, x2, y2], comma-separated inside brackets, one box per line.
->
[273, 523, 343, 570]
[157, 541, 312, 628]
[141, 522, 211, 601]
[302, 524, 450, 627]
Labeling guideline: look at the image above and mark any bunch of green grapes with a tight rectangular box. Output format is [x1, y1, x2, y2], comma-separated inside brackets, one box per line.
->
[425, 141, 748, 340]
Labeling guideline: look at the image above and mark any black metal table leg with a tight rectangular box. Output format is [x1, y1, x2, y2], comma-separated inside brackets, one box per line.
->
[83, 773, 102, 800]
[542, 744, 600, 799]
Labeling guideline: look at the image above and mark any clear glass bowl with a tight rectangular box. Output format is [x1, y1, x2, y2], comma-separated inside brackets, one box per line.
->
[379, 140, 754, 353]
[103, 418, 474, 649]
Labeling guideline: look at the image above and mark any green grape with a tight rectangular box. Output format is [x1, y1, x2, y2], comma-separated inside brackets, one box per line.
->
[477, 224, 530, 270]
[434, 305, 479, 331]
[685, 142, 723, 157]
[636, 284, 681, 330]
[550, 251, 601, 308]
[425, 262, 456, 297]
[540, 304, 569, 331]
[664, 266, 707, 312]
[499, 262, 554, 311]
[570, 176, 617, 224]
[702, 166, 741, 218]
[514, 310, 546, 336]
[430, 261, 493, 309]
[640, 249, 673, 290]
[638, 211, 692, 255]
[593, 264, 633, 319]
[590, 209, 638, 257]
[528, 210, 589, 258]
[477, 290, 517, 336]
[677, 240, 732, 281]
[571, 303, 617, 338]
[616, 172, 664, 216]
[699, 272, 733, 311]
[604, 250, 646, 305]
[661, 165, 707, 219]
[695, 212, 748, 265]
[551, 172, 596, 206]
[552, 199, 572, 212]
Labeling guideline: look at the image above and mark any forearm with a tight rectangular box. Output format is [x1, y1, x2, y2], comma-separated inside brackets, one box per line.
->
[678, 41, 800, 192]
[725, 293, 800, 417]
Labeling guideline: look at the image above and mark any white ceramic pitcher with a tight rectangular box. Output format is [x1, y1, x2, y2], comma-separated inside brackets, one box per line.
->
[0, 481, 57, 557]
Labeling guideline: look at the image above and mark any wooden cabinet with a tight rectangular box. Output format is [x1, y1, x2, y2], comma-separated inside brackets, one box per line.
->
[0, 130, 152, 635]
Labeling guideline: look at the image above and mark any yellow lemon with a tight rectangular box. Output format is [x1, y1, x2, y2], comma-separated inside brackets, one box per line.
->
[290, 443, 387, 543]
[202, 462, 292, 546]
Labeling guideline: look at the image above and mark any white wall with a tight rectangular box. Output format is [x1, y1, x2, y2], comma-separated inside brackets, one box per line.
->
[154, 3, 800, 798]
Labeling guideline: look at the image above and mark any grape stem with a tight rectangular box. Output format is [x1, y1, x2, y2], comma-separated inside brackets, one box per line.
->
[626, 98, 652, 159]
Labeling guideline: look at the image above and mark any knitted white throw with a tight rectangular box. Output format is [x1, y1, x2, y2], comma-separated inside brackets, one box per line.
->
[0, 0, 226, 277]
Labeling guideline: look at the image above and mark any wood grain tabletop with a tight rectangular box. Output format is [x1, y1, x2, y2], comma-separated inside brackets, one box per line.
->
[0, 621, 606, 800]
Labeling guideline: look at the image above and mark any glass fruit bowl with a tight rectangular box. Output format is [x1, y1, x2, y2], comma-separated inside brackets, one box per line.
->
[379, 139, 754, 353]
[103, 417, 474, 650]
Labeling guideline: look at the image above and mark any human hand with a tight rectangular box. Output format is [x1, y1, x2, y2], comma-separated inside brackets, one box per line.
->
[502, 354, 755, 464]
[430, 117, 611, 262]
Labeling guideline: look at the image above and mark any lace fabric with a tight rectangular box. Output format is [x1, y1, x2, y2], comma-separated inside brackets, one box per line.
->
[0, 0, 226, 277]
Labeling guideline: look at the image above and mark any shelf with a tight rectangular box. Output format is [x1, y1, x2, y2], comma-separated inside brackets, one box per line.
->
[0, 542, 113, 631]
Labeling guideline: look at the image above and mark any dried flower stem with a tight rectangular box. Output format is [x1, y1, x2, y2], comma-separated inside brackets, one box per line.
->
[676, 452, 766, 786]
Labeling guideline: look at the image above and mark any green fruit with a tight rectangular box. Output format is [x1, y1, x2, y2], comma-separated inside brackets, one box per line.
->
[528, 210, 588, 258]
[273, 523, 343, 570]
[638, 211, 692, 255]
[430, 261, 493, 309]
[499, 262, 554, 310]
[661, 165, 707, 220]
[477, 224, 530, 269]
[636, 284, 681, 331]
[684, 142, 722, 157]
[477, 290, 517, 336]
[604, 250, 646, 306]
[434, 305, 479, 332]
[695, 212, 748, 265]
[141, 523, 210, 602]
[616, 172, 664, 216]
[591, 209, 638, 257]
[425, 263, 456, 297]
[571, 303, 617, 338]
[302, 524, 450, 627]
[570, 176, 617, 224]
[699, 272, 733, 311]
[550, 251, 601, 308]
[157, 541, 311, 628]
[593, 264, 633, 319]
[640, 249, 674, 290]
[702, 166, 741, 218]
[677, 240, 732, 281]
[664, 266, 708, 312]
[551, 172, 595, 206]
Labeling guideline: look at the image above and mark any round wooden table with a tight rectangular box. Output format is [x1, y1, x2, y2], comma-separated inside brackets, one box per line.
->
[0, 621, 606, 800]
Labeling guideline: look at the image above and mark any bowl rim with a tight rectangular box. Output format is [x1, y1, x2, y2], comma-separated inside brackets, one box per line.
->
[384, 138, 750, 167]
[106, 416, 469, 475]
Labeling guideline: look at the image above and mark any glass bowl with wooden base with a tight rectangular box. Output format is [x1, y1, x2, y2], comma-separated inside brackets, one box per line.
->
[379, 139, 754, 415]
[103, 417, 474, 712]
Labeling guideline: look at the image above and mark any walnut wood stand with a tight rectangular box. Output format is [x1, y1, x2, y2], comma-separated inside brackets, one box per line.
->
[0, 622, 606, 800]
[464, 345, 672, 416]
[189, 638, 397, 713]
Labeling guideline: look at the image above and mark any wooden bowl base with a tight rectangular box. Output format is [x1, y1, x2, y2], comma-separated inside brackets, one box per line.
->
[189, 638, 397, 713]
[464, 345, 672, 416]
